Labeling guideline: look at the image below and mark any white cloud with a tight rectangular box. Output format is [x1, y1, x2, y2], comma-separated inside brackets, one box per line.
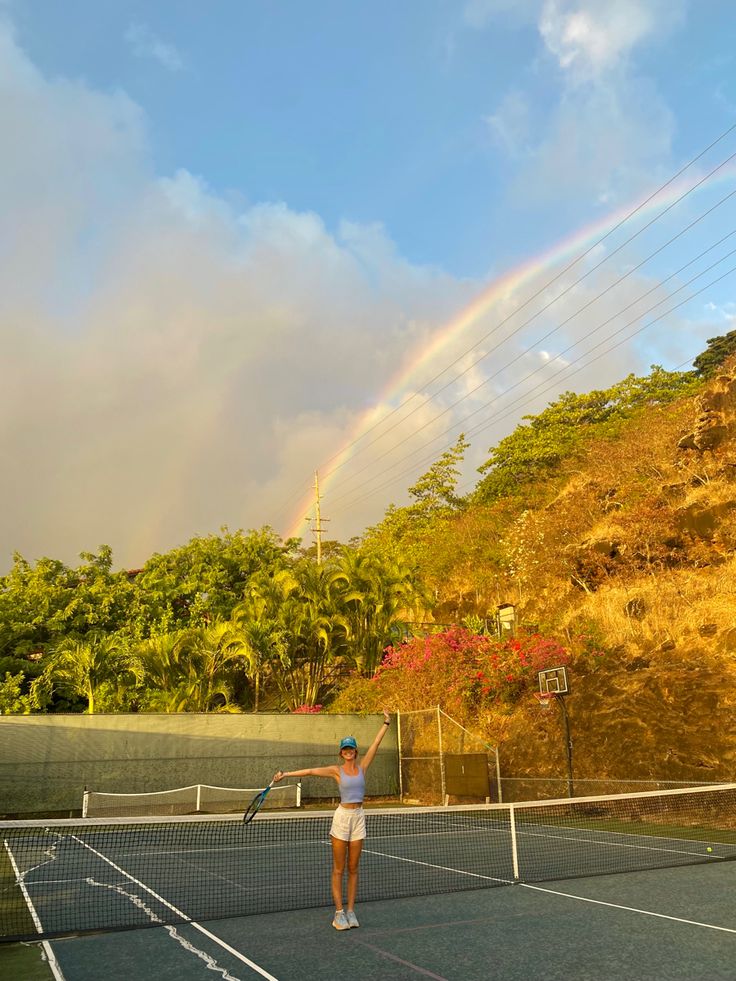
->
[477, 1, 685, 205]
[703, 301, 736, 322]
[0, 19, 483, 566]
[465, 1, 686, 77]
[0, 16, 690, 568]
[538, 0, 685, 80]
[125, 22, 184, 72]
[524, 73, 676, 202]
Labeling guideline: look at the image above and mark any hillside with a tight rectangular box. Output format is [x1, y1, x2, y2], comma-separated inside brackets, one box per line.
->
[366, 356, 736, 785]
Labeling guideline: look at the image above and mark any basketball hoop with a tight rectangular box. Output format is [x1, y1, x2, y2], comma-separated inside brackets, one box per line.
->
[534, 691, 556, 710]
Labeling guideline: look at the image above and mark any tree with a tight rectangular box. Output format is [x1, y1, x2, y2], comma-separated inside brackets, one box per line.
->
[33, 634, 134, 714]
[693, 329, 736, 378]
[269, 561, 349, 709]
[185, 622, 250, 712]
[474, 369, 698, 504]
[134, 622, 249, 712]
[0, 547, 134, 661]
[125, 527, 296, 639]
[360, 436, 471, 574]
[132, 630, 190, 711]
[336, 548, 428, 676]
[0, 672, 33, 714]
[408, 433, 470, 517]
[232, 569, 296, 711]
[239, 620, 287, 711]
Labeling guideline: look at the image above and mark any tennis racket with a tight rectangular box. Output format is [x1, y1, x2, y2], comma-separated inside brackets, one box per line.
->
[242, 780, 276, 825]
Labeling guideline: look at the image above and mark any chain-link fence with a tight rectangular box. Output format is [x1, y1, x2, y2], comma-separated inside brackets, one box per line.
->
[398, 707, 501, 805]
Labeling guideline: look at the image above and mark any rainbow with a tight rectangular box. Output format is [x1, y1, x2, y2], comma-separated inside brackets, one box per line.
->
[285, 165, 736, 540]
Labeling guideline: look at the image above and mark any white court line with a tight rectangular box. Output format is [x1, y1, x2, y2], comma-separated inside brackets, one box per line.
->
[363, 846, 514, 885]
[513, 825, 716, 860]
[369, 817, 720, 865]
[362, 846, 736, 939]
[439, 816, 722, 861]
[87, 878, 241, 981]
[520, 881, 736, 935]
[48, 824, 718, 867]
[3, 839, 66, 981]
[361, 843, 733, 933]
[69, 835, 281, 981]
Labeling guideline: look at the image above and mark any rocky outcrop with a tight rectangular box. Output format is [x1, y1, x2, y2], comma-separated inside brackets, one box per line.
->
[678, 363, 736, 452]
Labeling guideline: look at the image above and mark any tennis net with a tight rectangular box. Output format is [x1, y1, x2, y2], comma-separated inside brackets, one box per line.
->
[2, 783, 735, 942]
[82, 782, 301, 818]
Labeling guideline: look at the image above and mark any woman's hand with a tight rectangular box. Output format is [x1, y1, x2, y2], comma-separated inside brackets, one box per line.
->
[382, 707, 390, 725]
[272, 770, 284, 783]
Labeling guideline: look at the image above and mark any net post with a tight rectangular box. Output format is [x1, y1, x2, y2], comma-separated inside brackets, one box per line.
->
[196, 784, 202, 813]
[397, 711, 404, 802]
[509, 804, 520, 881]
[82, 787, 89, 819]
[436, 705, 447, 806]
[296, 780, 302, 808]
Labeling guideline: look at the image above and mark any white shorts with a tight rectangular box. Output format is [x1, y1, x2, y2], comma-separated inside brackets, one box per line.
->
[330, 805, 366, 842]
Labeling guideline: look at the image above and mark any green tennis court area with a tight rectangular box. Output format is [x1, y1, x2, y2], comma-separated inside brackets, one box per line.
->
[3, 784, 736, 980]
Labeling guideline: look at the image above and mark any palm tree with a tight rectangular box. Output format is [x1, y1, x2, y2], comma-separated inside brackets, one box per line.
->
[134, 623, 248, 712]
[239, 619, 286, 711]
[33, 633, 133, 713]
[233, 568, 297, 710]
[132, 630, 189, 711]
[272, 561, 349, 709]
[187, 621, 249, 711]
[336, 549, 428, 676]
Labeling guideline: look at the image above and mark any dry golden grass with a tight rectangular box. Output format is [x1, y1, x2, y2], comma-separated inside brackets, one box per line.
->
[565, 557, 736, 658]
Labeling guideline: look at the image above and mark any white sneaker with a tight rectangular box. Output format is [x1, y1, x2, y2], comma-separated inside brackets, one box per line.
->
[332, 910, 350, 931]
[346, 910, 359, 928]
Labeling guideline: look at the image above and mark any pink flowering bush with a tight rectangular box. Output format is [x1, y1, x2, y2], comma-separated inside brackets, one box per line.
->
[291, 703, 323, 714]
[369, 627, 569, 713]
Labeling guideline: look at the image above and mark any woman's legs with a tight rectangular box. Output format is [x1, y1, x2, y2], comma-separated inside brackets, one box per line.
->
[330, 835, 348, 910]
[346, 839, 363, 911]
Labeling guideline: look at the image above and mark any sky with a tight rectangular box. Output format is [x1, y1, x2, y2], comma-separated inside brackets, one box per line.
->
[1, 0, 736, 570]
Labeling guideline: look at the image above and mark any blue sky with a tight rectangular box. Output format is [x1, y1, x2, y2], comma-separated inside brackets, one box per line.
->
[2, 0, 736, 566]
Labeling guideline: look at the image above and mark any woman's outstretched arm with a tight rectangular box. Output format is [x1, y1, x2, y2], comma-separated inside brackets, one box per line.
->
[273, 765, 339, 782]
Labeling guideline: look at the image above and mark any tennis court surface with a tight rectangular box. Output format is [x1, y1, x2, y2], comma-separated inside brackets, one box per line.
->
[3, 784, 736, 979]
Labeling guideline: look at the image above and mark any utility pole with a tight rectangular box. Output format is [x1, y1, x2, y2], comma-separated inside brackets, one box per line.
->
[308, 470, 329, 565]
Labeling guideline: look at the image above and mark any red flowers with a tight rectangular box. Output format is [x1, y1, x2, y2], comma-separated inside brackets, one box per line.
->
[372, 626, 569, 710]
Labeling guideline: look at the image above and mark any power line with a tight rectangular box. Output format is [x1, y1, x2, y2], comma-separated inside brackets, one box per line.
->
[302, 127, 736, 480]
[323, 213, 736, 509]
[268, 122, 736, 528]
[329, 258, 736, 516]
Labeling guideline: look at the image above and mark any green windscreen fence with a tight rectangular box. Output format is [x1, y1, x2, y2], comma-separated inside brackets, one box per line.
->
[0, 714, 398, 816]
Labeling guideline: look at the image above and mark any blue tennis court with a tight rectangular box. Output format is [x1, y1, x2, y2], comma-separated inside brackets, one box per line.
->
[5, 862, 735, 981]
[2, 786, 736, 979]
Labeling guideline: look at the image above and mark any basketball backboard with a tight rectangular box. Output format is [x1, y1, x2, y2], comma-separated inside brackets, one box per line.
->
[538, 665, 569, 695]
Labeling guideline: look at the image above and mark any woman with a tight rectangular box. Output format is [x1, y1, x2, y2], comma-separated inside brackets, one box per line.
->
[272, 709, 391, 930]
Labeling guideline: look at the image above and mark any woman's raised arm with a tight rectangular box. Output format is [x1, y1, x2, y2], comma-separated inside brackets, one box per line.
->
[360, 709, 391, 772]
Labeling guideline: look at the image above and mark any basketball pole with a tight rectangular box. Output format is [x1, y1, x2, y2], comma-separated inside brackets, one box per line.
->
[538, 666, 574, 798]
[557, 694, 574, 798]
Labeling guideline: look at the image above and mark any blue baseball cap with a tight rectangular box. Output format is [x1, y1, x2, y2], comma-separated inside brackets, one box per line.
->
[339, 736, 358, 751]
